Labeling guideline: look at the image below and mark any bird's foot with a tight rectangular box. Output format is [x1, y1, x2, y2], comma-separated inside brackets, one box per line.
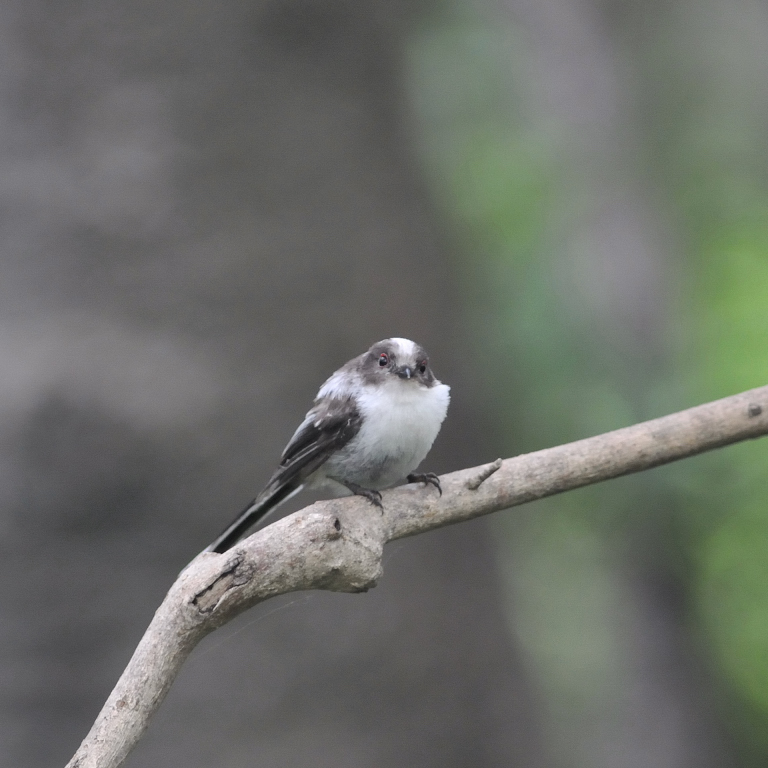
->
[407, 472, 442, 496]
[342, 481, 383, 510]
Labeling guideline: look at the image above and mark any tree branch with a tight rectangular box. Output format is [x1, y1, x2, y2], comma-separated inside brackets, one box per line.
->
[66, 385, 768, 768]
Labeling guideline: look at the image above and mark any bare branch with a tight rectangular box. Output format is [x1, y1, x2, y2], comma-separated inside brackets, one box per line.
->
[66, 385, 768, 768]
[465, 458, 503, 489]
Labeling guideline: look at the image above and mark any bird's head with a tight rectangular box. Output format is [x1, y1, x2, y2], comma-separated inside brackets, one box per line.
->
[362, 338, 436, 387]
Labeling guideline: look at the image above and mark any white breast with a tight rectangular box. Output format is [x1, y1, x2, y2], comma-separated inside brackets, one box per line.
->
[324, 378, 450, 489]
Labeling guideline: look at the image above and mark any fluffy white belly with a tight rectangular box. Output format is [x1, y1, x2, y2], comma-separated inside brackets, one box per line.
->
[320, 379, 450, 490]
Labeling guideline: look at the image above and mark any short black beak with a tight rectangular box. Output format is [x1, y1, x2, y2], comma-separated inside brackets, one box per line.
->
[397, 366, 412, 379]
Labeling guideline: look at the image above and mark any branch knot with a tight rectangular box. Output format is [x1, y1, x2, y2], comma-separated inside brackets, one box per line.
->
[465, 458, 503, 490]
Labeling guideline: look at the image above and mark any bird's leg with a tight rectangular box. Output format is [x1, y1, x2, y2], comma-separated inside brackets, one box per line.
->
[407, 472, 442, 496]
[340, 480, 383, 510]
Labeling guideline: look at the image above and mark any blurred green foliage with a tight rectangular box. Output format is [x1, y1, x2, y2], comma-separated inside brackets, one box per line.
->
[407, 0, 768, 762]
[688, 208, 768, 750]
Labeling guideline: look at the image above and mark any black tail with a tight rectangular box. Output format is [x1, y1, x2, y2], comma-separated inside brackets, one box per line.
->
[205, 482, 301, 554]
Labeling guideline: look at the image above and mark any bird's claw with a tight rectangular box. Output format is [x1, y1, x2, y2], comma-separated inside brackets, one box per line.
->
[362, 488, 383, 509]
[343, 481, 384, 510]
[407, 472, 442, 496]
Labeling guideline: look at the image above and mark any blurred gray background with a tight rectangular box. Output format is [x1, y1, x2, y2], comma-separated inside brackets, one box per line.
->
[2, 0, 768, 766]
[0, 1, 540, 765]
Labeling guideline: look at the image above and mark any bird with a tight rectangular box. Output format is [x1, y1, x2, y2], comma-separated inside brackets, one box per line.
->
[205, 337, 450, 553]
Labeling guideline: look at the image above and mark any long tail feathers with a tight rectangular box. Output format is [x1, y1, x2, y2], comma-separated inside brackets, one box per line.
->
[204, 482, 303, 554]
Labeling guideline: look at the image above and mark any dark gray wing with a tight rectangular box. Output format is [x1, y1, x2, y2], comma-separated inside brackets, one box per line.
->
[205, 396, 361, 553]
[263, 396, 362, 494]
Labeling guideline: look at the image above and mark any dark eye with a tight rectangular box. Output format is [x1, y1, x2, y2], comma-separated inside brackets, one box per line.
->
[418, 362, 427, 375]
[378, 353, 389, 367]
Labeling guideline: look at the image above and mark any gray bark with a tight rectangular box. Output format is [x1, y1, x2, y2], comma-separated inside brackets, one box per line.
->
[67, 385, 768, 768]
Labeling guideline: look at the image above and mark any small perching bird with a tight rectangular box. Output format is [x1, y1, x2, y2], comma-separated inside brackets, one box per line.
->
[206, 338, 450, 553]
